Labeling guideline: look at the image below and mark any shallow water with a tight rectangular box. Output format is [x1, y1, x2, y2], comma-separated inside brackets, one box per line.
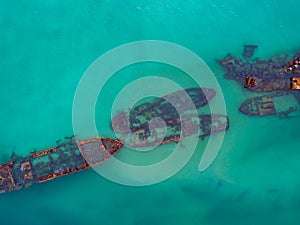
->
[1, 1, 300, 225]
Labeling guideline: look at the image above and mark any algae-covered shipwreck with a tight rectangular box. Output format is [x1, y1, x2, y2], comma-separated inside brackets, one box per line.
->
[112, 88, 229, 147]
[218, 46, 300, 117]
[0, 136, 123, 193]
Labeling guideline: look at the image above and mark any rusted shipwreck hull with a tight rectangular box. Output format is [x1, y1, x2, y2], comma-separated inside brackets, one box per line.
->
[112, 88, 229, 148]
[0, 137, 123, 193]
[117, 113, 229, 148]
[217, 48, 300, 92]
[112, 88, 216, 133]
[239, 92, 298, 117]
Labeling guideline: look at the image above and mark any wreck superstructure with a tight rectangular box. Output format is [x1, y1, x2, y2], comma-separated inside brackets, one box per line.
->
[0, 136, 123, 193]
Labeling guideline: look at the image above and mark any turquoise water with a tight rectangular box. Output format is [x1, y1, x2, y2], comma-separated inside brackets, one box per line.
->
[1, 1, 300, 224]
